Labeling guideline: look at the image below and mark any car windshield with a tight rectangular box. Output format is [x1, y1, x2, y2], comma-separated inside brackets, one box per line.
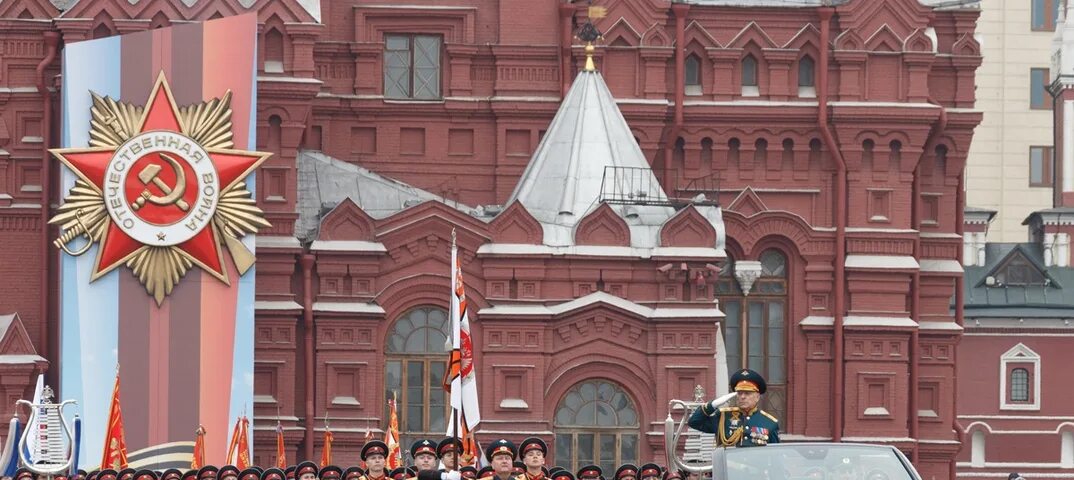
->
[719, 444, 917, 480]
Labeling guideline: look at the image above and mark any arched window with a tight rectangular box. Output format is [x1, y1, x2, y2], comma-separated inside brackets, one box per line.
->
[701, 138, 714, 172]
[970, 430, 985, 467]
[717, 249, 788, 420]
[742, 55, 758, 86]
[685, 54, 702, 96]
[741, 55, 759, 97]
[798, 56, 815, 87]
[1010, 368, 1030, 401]
[385, 306, 450, 450]
[889, 140, 902, 167]
[1062, 430, 1074, 468]
[862, 139, 875, 170]
[267, 115, 282, 153]
[934, 145, 948, 182]
[264, 27, 285, 73]
[728, 138, 741, 166]
[554, 380, 639, 473]
[781, 139, 794, 170]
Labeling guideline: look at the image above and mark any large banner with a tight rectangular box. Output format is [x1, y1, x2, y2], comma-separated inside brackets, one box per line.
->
[55, 14, 264, 469]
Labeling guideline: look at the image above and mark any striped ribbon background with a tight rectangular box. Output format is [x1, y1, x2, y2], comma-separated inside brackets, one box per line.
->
[58, 14, 259, 469]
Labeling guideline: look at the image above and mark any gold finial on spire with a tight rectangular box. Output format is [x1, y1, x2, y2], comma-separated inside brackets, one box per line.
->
[577, 17, 602, 73]
[584, 43, 597, 72]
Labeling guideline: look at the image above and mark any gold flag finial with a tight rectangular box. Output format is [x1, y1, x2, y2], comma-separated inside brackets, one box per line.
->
[584, 43, 597, 72]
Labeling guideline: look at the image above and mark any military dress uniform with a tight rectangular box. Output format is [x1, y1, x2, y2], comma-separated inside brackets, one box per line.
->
[517, 438, 547, 480]
[688, 368, 780, 447]
[479, 439, 519, 480]
[359, 440, 389, 480]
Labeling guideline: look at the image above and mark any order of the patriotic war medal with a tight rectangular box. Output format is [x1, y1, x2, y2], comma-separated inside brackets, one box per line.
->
[50, 72, 272, 304]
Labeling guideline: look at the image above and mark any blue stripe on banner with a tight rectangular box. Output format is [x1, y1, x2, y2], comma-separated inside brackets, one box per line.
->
[224, 30, 261, 456]
[59, 35, 122, 470]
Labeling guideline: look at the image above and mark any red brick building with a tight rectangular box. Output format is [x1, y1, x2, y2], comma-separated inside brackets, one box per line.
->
[950, 5, 1074, 477]
[0, 0, 983, 478]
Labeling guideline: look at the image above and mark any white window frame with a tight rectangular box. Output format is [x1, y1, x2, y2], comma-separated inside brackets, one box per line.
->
[999, 343, 1041, 411]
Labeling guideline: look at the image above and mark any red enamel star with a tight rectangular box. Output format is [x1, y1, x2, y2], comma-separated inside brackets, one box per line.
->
[51, 72, 270, 284]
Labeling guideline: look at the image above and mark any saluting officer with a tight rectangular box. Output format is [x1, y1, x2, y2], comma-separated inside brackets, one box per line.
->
[688, 368, 780, 447]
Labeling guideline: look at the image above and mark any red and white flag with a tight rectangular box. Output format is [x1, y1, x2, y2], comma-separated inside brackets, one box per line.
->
[443, 230, 481, 436]
[385, 393, 402, 469]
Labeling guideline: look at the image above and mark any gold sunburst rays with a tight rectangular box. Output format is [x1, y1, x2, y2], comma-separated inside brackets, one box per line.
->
[126, 245, 195, 304]
[179, 90, 235, 150]
[89, 93, 144, 147]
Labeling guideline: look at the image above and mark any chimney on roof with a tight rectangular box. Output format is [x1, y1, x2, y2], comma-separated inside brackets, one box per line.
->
[1044, 232, 1071, 267]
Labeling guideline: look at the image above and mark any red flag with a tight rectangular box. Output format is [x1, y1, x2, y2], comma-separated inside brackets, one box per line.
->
[385, 394, 401, 469]
[226, 417, 242, 468]
[275, 421, 287, 468]
[100, 372, 129, 470]
[320, 427, 334, 467]
[191, 426, 207, 470]
[236, 417, 251, 469]
[458, 421, 479, 468]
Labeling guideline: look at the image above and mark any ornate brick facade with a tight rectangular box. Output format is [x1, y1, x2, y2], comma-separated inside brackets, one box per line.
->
[0, 1, 982, 478]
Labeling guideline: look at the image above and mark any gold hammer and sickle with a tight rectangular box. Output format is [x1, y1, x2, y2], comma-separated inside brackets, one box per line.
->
[131, 152, 189, 211]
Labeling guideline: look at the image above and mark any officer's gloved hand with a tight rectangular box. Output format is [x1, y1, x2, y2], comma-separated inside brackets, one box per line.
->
[441, 471, 462, 480]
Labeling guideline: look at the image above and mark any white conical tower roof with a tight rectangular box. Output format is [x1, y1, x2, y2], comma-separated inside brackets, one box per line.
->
[506, 69, 679, 247]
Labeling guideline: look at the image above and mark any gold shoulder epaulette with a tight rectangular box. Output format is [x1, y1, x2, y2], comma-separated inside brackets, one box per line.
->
[760, 410, 779, 422]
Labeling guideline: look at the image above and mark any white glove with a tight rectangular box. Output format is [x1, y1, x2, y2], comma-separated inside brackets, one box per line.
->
[710, 392, 738, 411]
[441, 471, 462, 480]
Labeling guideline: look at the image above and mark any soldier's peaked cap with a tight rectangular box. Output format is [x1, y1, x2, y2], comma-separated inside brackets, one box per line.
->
[342, 467, 362, 480]
[362, 440, 389, 460]
[295, 462, 319, 478]
[239, 468, 263, 480]
[98, 470, 120, 480]
[552, 472, 575, 480]
[134, 470, 159, 480]
[261, 468, 286, 480]
[411, 439, 437, 458]
[729, 368, 767, 394]
[577, 466, 603, 479]
[437, 437, 464, 457]
[219, 466, 241, 479]
[615, 465, 638, 480]
[519, 437, 547, 456]
[485, 439, 517, 462]
[319, 466, 343, 479]
[197, 466, 219, 480]
[638, 465, 661, 479]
